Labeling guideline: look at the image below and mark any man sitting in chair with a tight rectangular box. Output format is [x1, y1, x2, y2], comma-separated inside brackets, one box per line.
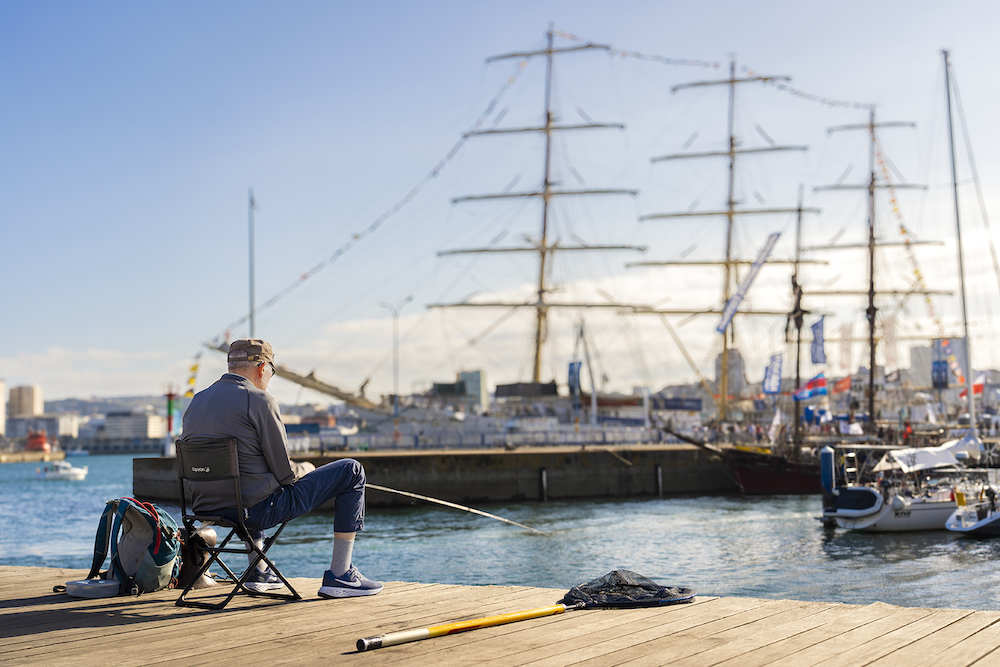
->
[182, 338, 382, 598]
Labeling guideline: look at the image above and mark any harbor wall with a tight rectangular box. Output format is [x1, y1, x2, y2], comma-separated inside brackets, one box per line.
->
[133, 444, 738, 507]
[0, 450, 66, 464]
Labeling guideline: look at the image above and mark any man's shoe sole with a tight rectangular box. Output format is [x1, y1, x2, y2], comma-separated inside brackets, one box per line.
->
[318, 585, 383, 598]
[245, 582, 285, 592]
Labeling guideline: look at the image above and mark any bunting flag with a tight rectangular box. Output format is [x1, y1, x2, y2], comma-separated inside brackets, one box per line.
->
[741, 65, 873, 110]
[941, 338, 966, 385]
[832, 376, 852, 394]
[183, 352, 202, 399]
[960, 374, 986, 399]
[810, 317, 826, 364]
[762, 354, 783, 395]
[554, 30, 720, 69]
[874, 137, 945, 336]
[794, 373, 827, 401]
[213, 54, 533, 342]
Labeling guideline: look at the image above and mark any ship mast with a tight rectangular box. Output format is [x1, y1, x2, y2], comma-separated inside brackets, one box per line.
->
[812, 112, 932, 430]
[790, 187, 806, 446]
[431, 26, 644, 384]
[639, 58, 814, 421]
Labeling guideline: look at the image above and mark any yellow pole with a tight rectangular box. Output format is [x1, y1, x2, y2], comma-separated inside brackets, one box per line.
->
[357, 602, 584, 651]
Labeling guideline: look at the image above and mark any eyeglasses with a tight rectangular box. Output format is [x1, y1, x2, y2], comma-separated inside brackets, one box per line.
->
[261, 361, 276, 375]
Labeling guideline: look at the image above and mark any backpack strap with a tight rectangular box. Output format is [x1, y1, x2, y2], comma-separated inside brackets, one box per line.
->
[86, 499, 119, 580]
[123, 497, 163, 553]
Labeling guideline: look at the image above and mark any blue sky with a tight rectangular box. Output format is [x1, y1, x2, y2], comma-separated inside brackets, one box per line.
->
[3, 1, 1000, 403]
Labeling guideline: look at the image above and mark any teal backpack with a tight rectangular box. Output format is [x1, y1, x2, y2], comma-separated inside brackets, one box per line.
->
[86, 497, 181, 596]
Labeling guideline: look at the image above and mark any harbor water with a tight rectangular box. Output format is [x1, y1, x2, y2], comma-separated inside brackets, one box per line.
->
[4, 454, 1000, 610]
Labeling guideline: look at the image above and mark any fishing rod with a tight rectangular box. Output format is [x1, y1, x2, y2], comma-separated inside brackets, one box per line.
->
[357, 602, 585, 651]
[365, 483, 548, 535]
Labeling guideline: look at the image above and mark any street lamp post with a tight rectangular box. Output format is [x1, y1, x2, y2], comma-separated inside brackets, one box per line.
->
[380, 296, 413, 445]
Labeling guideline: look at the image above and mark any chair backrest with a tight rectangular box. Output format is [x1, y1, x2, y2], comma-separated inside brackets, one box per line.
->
[176, 437, 243, 521]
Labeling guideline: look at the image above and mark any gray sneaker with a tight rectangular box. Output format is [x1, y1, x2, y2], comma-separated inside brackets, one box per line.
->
[244, 567, 285, 592]
[318, 565, 383, 598]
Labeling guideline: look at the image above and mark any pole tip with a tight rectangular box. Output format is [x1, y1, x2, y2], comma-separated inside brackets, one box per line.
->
[357, 636, 383, 652]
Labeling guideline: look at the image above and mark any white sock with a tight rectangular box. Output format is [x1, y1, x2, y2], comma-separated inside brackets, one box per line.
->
[330, 537, 355, 577]
[247, 538, 266, 572]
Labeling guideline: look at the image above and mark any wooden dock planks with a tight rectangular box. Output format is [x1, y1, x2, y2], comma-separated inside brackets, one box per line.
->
[2, 566, 1000, 666]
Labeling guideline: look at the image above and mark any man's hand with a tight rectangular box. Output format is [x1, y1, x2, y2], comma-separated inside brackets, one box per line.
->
[292, 460, 316, 478]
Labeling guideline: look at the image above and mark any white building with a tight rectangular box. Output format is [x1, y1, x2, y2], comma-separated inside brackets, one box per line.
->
[0, 380, 5, 437]
[909, 338, 970, 390]
[6, 413, 79, 439]
[9, 385, 43, 417]
[104, 412, 167, 439]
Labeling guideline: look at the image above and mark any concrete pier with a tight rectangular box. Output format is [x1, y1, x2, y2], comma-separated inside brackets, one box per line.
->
[133, 443, 738, 507]
[0, 450, 66, 464]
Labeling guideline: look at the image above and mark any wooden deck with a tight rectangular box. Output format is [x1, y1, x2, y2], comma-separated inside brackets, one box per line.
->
[3, 566, 1000, 666]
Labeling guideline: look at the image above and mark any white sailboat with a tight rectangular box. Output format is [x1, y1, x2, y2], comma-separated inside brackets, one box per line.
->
[822, 50, 988, 532]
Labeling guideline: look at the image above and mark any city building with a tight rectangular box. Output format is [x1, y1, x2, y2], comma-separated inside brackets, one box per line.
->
[9, 385, 43, 417]
[6, 413, 79, 440]
[458, 370, 488, 408]
[104, 411, 167, 439]
[0, 380, 5, 437]
[714, 348, 745, 397]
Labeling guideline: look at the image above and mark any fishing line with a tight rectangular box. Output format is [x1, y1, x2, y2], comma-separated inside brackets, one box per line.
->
[365, 483, 547, 535]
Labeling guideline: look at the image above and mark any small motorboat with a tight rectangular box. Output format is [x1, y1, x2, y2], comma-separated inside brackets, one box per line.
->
[36, 460, 89, 481]
[946, 487, 1000, 536]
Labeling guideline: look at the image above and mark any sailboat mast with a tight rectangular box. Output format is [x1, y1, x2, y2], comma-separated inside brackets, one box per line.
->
[248, 187, 256, 338]
[943, 49, 977, 435]
[865, 110, 877, 428]
[533, 26, 556, 384]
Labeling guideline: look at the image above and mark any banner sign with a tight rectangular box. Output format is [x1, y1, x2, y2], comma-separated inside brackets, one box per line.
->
[811, 317, 826, 364]
[649, 397, 703, 411]
[568, 361, 582, 412]
[716, 232, 781, 334]
[762, 354, 783, 395]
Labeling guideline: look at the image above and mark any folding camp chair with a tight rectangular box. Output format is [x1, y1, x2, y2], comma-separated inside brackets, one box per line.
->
[175, 436, 301, 610]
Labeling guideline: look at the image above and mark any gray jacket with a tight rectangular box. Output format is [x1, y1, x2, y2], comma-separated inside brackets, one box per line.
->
[181, 373, 310, 513]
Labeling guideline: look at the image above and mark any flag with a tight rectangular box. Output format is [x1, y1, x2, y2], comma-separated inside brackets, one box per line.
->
[768, 409, 781, 445]
[762, 354, 782, 394]
[794, 373, 827, 401]
[832, 376, 851, 394]
[568, 361, 582, 411]
[810, 317, 826, 364]
[716, 232, 781, 334]
[960, 373, 986, 398]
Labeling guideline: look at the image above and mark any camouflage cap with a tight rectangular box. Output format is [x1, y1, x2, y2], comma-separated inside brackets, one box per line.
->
[228, 339, 274, 365]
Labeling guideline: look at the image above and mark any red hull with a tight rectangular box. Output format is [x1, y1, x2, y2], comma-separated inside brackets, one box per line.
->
[722, 449, 821, 495]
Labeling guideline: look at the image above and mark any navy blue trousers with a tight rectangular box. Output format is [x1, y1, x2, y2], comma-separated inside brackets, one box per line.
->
[235, 458, 366, 540]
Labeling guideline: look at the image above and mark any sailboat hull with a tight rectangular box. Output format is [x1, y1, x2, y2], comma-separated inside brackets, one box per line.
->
[722, 449, 821, 495]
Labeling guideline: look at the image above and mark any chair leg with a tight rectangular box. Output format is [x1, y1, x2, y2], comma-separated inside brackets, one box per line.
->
[241, 523, 302, 601]
[176, 522, 301, 610]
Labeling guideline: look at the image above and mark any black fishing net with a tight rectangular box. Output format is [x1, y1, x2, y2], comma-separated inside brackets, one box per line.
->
[559, 569, 696, 608]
